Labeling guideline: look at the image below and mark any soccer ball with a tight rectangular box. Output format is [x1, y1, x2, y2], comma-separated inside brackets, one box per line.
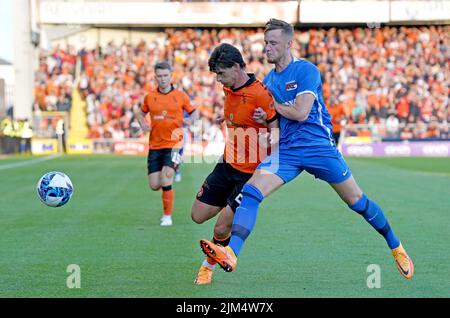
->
[36, 171, 74, 207]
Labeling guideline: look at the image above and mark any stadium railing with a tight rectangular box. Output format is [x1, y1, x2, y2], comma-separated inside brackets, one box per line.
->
[341, 123, 450, 144]
[340, 123, 450, 157]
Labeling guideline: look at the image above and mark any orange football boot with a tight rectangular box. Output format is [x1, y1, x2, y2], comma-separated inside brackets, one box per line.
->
[194, 265, 214, 285]
[199, 239, 237, 272]
[392, 243, 414, 279]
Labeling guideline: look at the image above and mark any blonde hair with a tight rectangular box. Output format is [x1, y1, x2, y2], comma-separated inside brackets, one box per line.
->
[264, 18, 294, 39]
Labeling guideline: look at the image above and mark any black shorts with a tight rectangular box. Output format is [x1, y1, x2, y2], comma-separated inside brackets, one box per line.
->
[147, 148, 182, 175]
[196, 162, 253, 212]
[332, 132, 341, 145]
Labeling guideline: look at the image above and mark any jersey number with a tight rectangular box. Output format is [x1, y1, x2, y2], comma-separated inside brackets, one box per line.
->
[235, 193, 243, 205]
[171, 151, 182, 165]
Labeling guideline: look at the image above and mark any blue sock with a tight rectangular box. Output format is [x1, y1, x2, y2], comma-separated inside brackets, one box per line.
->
[349, 194, 400, 249]
[229, 184, 264, 256]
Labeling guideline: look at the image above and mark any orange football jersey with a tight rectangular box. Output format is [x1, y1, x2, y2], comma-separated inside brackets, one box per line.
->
[141, 87, 195, 150]
[223, 76, 277, 174]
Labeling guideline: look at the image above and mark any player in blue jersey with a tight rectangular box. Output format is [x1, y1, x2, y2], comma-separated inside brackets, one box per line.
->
[200, 18, 414, 279]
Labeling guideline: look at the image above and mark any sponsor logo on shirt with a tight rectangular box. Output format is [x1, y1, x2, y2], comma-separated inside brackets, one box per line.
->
[285, 81, 297, 91]
[153, 112, 176, 120]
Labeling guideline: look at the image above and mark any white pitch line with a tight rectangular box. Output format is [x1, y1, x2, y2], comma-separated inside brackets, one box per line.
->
[408, 170, 450, 177]
[0, 155, 62, 171]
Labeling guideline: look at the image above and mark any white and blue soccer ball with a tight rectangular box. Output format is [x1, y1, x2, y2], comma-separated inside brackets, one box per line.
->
[36, 171, 74, 207]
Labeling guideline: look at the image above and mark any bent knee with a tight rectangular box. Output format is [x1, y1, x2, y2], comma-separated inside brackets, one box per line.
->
[191, 210, 206, 224]
[247, 170, 282, 198]
[162, 167, 175, 179]
[347, 192, 364, 206]
[149, 183, 161, 191]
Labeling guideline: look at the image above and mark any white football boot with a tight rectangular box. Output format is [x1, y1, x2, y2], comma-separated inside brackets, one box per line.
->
[160, 215, 173, 226]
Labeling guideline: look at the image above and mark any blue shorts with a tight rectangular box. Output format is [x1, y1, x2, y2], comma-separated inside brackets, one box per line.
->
[257, 146, 352, 184]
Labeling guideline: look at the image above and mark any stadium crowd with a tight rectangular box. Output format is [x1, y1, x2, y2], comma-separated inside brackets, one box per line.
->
[33, 25, 449, 141]
[34, 47, 76, 113]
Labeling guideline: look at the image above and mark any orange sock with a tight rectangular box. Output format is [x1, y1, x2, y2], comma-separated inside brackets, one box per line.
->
[161, 186, 174, 216]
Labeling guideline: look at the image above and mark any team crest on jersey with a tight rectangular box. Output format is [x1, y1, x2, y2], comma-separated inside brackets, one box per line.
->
[196, 187, 203, 198]
[230, 113, 234, 121]
[197, 181, 208, 198]
[285, 81, 298, 91]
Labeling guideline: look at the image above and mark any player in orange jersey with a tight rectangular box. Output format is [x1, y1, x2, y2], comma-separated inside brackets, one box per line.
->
[191, 43, 279, 284]
[327, 95, 346, 146]
[135, 62, 198, 226]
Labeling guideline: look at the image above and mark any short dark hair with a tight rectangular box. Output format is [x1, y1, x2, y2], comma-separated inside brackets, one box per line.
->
[154, 61, 172, 72]
[264, 18, 294, 39]
[208, 43, 246, 72]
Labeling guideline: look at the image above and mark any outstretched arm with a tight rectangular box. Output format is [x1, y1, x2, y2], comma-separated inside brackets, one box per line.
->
[273, 93, 315, 122]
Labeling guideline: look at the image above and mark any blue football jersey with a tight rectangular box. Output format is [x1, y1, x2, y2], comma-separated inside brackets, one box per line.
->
[263, 57, 334, 148]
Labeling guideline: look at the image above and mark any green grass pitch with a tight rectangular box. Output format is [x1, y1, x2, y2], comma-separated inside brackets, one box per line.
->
[0, 155, 449, 297]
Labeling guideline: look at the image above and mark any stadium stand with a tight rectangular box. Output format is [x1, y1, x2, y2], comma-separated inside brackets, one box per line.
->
[33, 25, 449, 142]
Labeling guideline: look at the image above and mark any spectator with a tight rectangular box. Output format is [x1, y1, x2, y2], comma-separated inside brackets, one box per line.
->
[327, 94, 346, 145]
[33, 25, 449, 143]
[386, 112, 400, 138]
